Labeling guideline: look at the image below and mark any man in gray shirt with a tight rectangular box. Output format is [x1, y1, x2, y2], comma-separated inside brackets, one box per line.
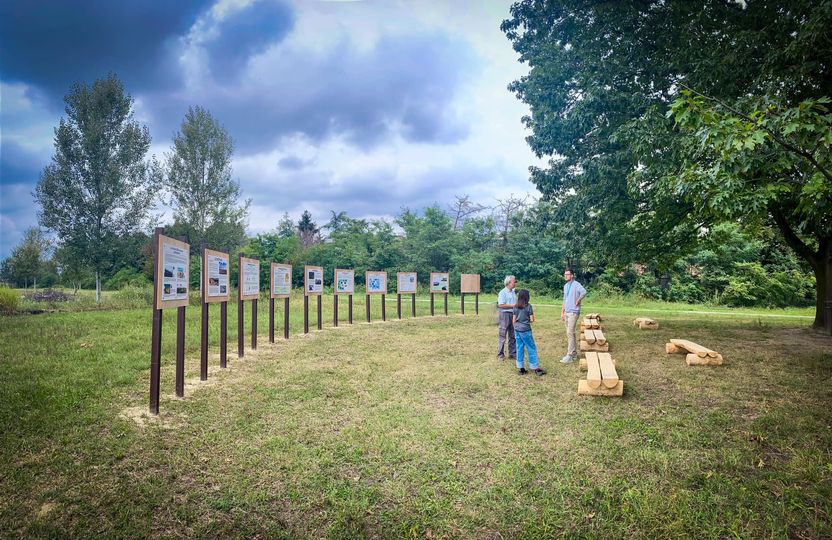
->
[496, 275, 517, 360]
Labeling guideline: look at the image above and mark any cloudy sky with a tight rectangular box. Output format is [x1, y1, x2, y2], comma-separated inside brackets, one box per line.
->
[0, 0, 542, 259]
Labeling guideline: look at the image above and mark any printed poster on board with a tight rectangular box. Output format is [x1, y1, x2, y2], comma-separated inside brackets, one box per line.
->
[206, 253, 229, 297]
[335, 269, 354, 295]
[243, 261, 260, 296]
[272, 265, 291, 297]
[366, 272, 387, 294]
[430, 273, 449, 293]
[398, 273, 417, 294]
[306, 267, 323, 294]
[161, 240, 189, 302]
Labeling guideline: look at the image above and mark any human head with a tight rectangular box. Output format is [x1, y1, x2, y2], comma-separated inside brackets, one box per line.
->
[563, 268, 574, 282]
[516, 288, 530, 309]
[504, 275, 516, 290]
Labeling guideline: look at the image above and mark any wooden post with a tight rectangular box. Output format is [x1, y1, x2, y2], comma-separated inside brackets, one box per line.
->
[317, 295, 322, 330]
[411, 293, 416, 317]
[461, 293, 465, 315]
[444, 294, 448, 316]
[238, 255, 244, 357]
[348, 294, 353, 324]
[251, 298, 257, 350]
[475, 293, 479, 314]
[269, 297, 275, 343]
[200, 301, 208, 380]
[175, 306, 185, 397]
[381, 294, 386, 321]
[430, 293, 435, 316]
[149, 227, 163, 415]
[333, 295, 339, 327]
[397, 293, 402, 319]
[366, 294, 371, 323]
[283, 297, 290, 339]
[304, 295, 309, 334]
[220, 301, 227, 368]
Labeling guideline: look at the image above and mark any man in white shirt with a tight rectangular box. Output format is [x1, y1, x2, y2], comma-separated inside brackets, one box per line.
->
[560, 268, 587, 363]
[497, 275, 517, 360]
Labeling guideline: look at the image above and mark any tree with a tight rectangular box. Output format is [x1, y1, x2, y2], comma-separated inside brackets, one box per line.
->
[276, 212, 296, 239]
[297, 210, 320, 247]
[164, 106, 249, 254]
[0, 228, 51, 288]
[35, 74, 158, 302]
[447, 195, 487, 231]
[324, 210, 350, 235]
[493, 194, 529, 246]
[502, 0, 832, 328]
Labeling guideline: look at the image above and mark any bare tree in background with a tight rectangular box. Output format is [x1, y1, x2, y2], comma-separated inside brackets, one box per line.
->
[494, 194, 530, 246]
[447, 195, 488, 231]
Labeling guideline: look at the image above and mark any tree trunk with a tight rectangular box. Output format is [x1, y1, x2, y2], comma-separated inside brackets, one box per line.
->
[95, 271, 101, 303]
[811, 239, 831, 330]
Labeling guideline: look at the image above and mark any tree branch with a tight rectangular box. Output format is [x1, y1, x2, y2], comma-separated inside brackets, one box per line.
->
[770, 205, 817, 267]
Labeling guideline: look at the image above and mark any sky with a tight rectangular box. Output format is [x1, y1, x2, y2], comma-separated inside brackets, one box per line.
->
[0, 0, 542, 259]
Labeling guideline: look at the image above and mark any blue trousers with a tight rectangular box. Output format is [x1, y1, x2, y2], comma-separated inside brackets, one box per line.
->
[515, 330, 539, 369]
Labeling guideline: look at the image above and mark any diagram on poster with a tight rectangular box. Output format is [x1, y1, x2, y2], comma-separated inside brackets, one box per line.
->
[205, 250, 229, 299]
[240, 258, 260, 299]
[430, 272, 449, 293]
[398, 272, 417, 294]
[271, 263, 291, 298]
[335, 269, 354, 295]
[366, 271, 387, 294]
[161, 238, 189, 303]
[305, 266, 323, 295]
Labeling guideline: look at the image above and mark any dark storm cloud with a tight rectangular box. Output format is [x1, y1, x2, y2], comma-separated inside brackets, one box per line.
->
[204, 1, 295, 80]
[0, 140, 46, 186]
[146, 30, 478, 152]
[0, 0, 210, 106]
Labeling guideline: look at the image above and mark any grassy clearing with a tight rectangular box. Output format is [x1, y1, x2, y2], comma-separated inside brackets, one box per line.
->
[1, 301, 830, 538]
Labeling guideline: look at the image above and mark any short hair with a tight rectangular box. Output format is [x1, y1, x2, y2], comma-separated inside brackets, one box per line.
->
[504, 275, 516, 286]
[564, 268, 574, 274]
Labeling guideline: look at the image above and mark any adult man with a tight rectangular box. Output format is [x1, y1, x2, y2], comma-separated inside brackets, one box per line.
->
[497, 275, 517, 360]
[560, 268, 587, 363]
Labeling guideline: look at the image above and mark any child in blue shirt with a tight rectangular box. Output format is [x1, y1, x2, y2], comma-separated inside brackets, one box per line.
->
[512, 289, 545, 376]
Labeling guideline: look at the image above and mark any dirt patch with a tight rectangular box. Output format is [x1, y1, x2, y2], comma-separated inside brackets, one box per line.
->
[37, 502, 57, 518]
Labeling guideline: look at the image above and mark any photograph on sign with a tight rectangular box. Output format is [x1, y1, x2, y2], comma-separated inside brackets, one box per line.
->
[204, 249, 230, 302]
[159, 236, 190, 306]
[240, 258, 260, 300]
[397, 272, 417, 294]
[430, 272, 449, 293]
[271, 263, 292, 298]
[334, 269, 354, 295]
[366, 271, 387, 294]
[460, 273, 481, 294]
[305, 266, 323, 295]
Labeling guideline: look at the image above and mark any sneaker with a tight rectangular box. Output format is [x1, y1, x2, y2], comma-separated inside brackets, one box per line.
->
[509, 356, 517, 360]
[497, 355, 505, 361]
[560, 355, 575, 364]
[518, 368, 527, 375]
[534, 368, 546, 376]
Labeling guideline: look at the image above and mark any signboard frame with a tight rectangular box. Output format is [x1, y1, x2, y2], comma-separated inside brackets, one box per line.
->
[239, 257, 261, 301]
[203, 248, 230, 303]
[270, 263, 292, 299]
[334, 268, 355, 296]
[155, 234, 191, 309]
[304, 265, 324, 296]
[460, 274, 481, 294]
[397, 272, 418, 294]
[365, 271, 388, 295]
[429, 272, 450, 294]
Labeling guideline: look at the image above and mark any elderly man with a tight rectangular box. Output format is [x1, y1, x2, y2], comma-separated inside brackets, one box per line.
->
[497, 275, 517, 360]
[560, 268, 587, 363]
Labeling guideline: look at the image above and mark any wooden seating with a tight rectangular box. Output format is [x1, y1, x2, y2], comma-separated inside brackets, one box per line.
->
[666, 339, 723, 366]
[580, 329, 609, 352]
[578, 352, 623, 396]
[580, 315, 601, 330]
[633, 317, 659, 330]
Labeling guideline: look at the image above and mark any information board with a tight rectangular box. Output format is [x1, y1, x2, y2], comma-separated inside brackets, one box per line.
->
[460, 274, 481, 294]
[203, 248, 229, 303]
[305, 265, 324, 295]
[270, 263, 292, 298]
[429, 272, 449, 294]
[366, 271, 387, 294]
[240, 257, 260, 300]
[397, 272, 417, 294]
[156, 234, 190, 309]
[334, 268, 354, 295]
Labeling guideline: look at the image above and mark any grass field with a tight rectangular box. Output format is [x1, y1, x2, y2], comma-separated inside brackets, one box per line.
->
[1, 298, 830, 538]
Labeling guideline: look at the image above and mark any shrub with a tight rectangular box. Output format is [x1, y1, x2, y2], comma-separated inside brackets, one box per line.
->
[111, 285, 153, 308]
[0, 286, 20, 314]
[105, 268, 150, 290]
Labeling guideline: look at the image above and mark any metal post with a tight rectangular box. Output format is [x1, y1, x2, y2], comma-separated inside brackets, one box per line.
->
[381, 294, 386, 321]
[175, 306, 185, 397]
[334, 295, 339, 327]
[149, 308, 162, 414]
[348, 294, 353, 324]
[251, 299, 257, 350]
[366, 294, 371, 323]
[269, 297, 275, 343]
[220, 301, 227, 368]
[461, 292, 465, 315]
[397, 294, 401, 319]
[201, 301, 208, 380]
[444, 293, 448, 316]
[475, 293, 479, 314]
[304, 295, 309, 334]
[412, 293, 416, 317]
[283, 297, 290, 339]
[430, 293, 434, 316]
[317, 295, 322, 330]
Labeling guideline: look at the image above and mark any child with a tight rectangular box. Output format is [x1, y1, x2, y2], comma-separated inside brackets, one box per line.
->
[513, 289, 545, 376]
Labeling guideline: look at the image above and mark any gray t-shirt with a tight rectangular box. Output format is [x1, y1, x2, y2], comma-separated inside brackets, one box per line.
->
[512, 304, 534, 332]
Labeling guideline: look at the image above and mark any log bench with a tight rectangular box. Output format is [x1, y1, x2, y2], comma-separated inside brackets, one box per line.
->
[580, 315, 602, 330]
[665, 339, 723, 366]
[633, 317, 659, 330]
[580, 328, 609, 352]
[578, 352, 623, 396]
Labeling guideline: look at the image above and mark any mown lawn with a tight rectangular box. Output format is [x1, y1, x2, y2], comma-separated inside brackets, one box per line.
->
[1, 299, 830, 538]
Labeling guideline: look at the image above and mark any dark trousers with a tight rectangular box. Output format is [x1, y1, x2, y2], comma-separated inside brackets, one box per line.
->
[498, 312, 516, 358]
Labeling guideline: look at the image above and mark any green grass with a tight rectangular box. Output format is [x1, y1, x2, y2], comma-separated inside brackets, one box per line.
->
[1, 300, 830, 538]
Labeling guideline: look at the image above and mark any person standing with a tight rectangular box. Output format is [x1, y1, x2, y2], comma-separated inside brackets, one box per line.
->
[497, 275, 517, 360]
[513, 289, 545, 376]
[560, 268, 586, 363]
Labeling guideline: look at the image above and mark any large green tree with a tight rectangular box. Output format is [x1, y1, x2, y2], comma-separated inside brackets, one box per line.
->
[0, 228, 51, 288]
[503, 0, 832, 328]
[164, 106, 249, 254]
[35, 74, 158, 302]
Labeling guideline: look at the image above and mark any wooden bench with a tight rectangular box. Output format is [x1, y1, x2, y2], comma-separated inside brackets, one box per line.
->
[665, 339, 723, 366]
[580, 329, 609, 352]
[578, 352, 623, 396]
[633, 317, 659, 330]
[580, 316, 601, 330]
